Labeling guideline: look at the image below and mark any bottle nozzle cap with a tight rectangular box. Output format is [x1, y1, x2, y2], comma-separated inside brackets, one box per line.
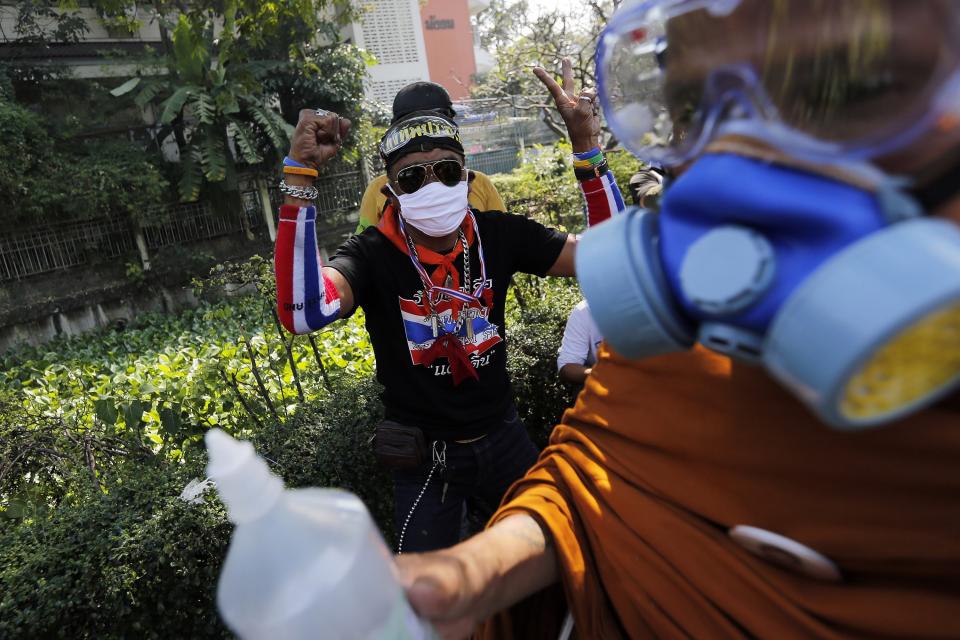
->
[205, 429, 284, 524]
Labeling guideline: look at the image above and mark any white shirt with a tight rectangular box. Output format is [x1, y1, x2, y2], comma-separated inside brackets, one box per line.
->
[557, 300, 603, 371]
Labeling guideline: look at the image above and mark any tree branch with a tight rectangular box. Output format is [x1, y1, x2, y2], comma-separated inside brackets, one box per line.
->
[242, 338, 282, 427]
[219, 368, 265, 430]
[307, 334, 333, 392]
[271, 306, 305, 402]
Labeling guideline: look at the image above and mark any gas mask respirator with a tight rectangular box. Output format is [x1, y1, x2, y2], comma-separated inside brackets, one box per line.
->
[580, 0, 960, 429]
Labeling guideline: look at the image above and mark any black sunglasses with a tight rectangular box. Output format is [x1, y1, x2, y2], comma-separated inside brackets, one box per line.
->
[395, 159, 465, 194]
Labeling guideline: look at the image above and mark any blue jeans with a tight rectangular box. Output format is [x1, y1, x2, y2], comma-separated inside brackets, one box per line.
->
[392, 405, 539, 553]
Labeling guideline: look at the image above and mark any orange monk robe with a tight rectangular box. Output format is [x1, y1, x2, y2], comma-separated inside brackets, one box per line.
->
[482, 345, 960, 639]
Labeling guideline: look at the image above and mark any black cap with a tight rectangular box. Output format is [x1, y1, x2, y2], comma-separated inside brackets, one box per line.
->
[391, 82, 456, 123]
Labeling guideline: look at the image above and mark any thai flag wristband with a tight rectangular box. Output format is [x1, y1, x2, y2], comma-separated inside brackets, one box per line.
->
[579, 171, 626, 228]
[275, 204, 341, 334]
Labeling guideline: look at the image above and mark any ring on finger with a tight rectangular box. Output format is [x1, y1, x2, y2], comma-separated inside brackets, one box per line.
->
[315, 108, 331, 117]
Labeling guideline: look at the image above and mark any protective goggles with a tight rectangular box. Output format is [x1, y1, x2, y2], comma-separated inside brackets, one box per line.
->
[394, 159, 465, 194]
[597, 0, 960, 167]
[378, 115, 463, 159]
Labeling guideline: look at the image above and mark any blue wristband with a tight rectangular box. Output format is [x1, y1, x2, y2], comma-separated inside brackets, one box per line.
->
[573, 147, 603, 161]
[283, 156, 308, 169]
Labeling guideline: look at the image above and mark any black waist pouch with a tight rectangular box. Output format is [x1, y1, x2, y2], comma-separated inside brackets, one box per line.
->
[372, 420, 429, 470]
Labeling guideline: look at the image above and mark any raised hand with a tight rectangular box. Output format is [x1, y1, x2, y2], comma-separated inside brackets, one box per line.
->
[533, 58, 602, 153]
[288, 109, 352, 170]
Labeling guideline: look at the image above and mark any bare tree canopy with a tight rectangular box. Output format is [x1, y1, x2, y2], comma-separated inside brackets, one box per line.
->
[473, 0, 624, 149]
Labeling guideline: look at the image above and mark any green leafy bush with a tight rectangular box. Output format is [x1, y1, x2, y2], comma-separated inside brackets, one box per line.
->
[506, 277, 582, 447]
[0, 140, 601, 636]
[253, 375, 394, 545]
[0, 95, 170, 226]
[0, 277, 580, 637]
[491, 140, 636, 442]
[2, 293, 374, 429]
[0, 373, 394, 640]
[492, 141, 645, 231]
[0, 458, 232, 639]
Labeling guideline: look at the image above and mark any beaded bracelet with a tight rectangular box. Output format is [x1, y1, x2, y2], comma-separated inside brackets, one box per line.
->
[282, 165, 320, 178]
[574, 160, 609, 181]
[573, 156, 604, 169]
[572, 146, 604, 168]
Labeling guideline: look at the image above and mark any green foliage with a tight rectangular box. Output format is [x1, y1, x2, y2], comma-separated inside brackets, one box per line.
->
[491, 141, 584, 231]
[0, 142, 606, 636]
[125, 260, 146, 285]
[1, 260, 376, 507]
[0, 459, 232, 640]
[489, 140, 640, 440]
[606, 148, 646, 189]
[0, 93, 169, 225]
[492, 141, 645, 230]
[506, 277, 583, 447]
[2, 1, 89, 85]
[254, 376, 394, 545]
[0, 277, 579, 636]
[260, 42, 370, 155]
[109, 0, 366, 201]
[69, 139, 170, 223]
[0, 98, 55, 214]
[5, 1, 89, 45]
[0, 374, 396, 639]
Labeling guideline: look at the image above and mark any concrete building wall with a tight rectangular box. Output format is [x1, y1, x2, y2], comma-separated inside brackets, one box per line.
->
[345, 0, 493, 106]
[0, 6, 164, 79]
[347, 0, 431, 105]
[419, 0, 477, 101]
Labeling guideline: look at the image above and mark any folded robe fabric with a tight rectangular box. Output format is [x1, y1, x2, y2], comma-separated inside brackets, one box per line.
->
[480, 345, 960, 639]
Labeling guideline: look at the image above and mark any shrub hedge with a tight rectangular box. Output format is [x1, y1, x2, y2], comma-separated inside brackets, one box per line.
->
[0, 283, 580, 638]
[1, 140, 599, 637]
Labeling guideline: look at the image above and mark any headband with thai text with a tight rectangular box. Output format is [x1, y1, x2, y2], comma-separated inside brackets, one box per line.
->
[379, 114, 463, 159]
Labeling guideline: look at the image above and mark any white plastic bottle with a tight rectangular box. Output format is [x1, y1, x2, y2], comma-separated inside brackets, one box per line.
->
[205, 428, 434, 640]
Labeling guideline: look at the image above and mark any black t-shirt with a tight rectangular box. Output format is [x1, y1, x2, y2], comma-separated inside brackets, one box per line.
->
[328, 210, 567, 439]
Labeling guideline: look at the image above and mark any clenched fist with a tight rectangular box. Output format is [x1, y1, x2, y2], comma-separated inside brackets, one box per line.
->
[288, 109, 352, 171]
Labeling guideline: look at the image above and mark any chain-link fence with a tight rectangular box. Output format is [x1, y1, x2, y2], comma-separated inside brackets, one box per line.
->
[466, 147, 521, 176]
[455, 95, 561, 152]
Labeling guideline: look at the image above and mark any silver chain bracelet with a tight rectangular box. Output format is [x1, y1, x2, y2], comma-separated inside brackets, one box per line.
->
[279, 179, 318, 201]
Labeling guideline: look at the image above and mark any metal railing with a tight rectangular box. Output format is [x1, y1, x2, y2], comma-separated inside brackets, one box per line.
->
[453, 95, 545, 122]
[141, 202, 241, 250]
[268, 168, 366, 214]
[1, 197, 265, 283]
[0, 216, 135, 282]
[316, 170, 365, 213]
[0, 149, 530, 283]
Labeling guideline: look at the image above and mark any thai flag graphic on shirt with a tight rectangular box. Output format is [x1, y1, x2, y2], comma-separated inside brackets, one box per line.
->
[399, 296, 501, 366]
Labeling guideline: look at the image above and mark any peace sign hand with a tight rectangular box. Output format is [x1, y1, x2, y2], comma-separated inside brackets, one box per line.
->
[533, 58, 602, 153]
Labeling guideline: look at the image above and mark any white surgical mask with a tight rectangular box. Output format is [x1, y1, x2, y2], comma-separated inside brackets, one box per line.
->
[390, 180, 469, 237]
